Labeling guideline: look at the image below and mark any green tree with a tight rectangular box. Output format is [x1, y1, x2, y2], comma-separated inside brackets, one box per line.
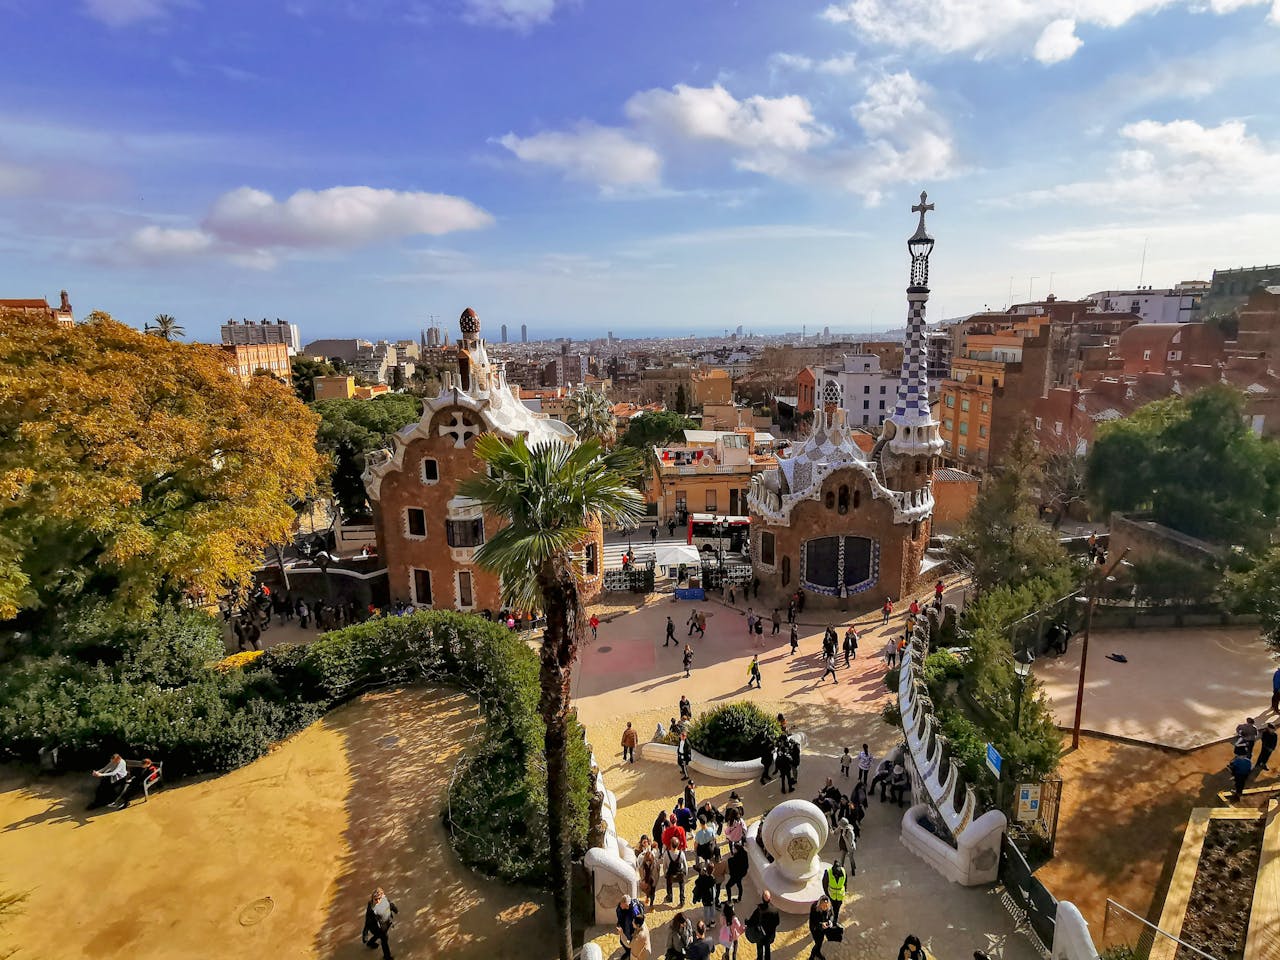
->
[675, 383, 688, 415]
[145, 313, 185, 340]
[565, 386, 616, 446]
[291, 356, 337, 402]
[948, 425, 1073, 595]
[0, 312, 325, 626]
[312, 394, 423, 520]
[1087, 385, 1280, 550]
[1228, 548, 1280, 649]
[619, 410, 698, 491]
[459, 435, 643, 960]
[390, 365, 405, 391]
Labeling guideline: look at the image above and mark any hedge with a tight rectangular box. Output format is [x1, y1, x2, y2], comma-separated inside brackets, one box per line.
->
[0, 609, 591, 888]
[687, 701, 782, 762]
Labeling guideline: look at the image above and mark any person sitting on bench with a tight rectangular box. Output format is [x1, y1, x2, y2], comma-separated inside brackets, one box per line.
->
[889, 763, 910, 807]
[869, 758, 894, 801]
[110, 758, 160, 809]
[89, 754, 128, 810]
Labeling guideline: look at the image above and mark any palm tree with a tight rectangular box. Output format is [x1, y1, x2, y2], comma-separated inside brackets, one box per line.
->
[566, 385, 616, 446]
[146, 314, 184, 340]
[459, 434, 642, 960]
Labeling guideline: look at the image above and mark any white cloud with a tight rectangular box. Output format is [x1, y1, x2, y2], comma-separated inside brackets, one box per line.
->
[1017, 118, 1280, 209]
[0, 159, 42, 196]
[202, 185, 493, 248]
[111, 184, 491, 269]
[129, 225, 215, 256]
[496, 125, 661, 189]
[461, 0, 561, 30]
[626, 84, 832, 153]
[81, 0, 183, 27]
[1034, 18, 1083, 63]
[769, 51, 859, 76]
[821, 0, 1273, 61]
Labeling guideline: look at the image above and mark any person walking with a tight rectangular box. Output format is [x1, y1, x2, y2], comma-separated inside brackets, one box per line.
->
[693, 863, 718, 928]
[680, 695, 694, 721]
[666, 616, 677, 647]
[759, 740, 775, 785]
[669, 517, 677, 539]
[622, 722, 639, 764]
[719, 902, 745, 960]
[638, 837, 659, 909]
[771, 609, 781, 635]
[746, 610, 756, 636]
[747, 891, 781, 960]
[728, 586, 736, 605]
[688, 611, 699, 637]
[821, 862, 847, 923]
[589, 614, 600, 640]
[725, 841, 748, 903]
[664, 841, 689, 906]
[628, 914, 653, 960]
[836, 818, 856, 873]
[884, 637, 897, 669]
[881, 598, 893, 626]
[840, 747, 852, 779]
[842, 626, 858, 666]
[790, 623, 799, 657]
[748, 655, 762, 690]
[909, 598, 920, 619]
[616, 894, 645, 960]
[1259, 722, 1278, 772]
[787, 598, 796, 625]
[776, 742, 795, 794]
[697, 611, 707, 638]
[667, 913, 693, 958]
[856, 744, 873, 787]
[361, 887, 398, 960]
[684, 645, 695, 678]
[1237, 717, 1260, 757]
[807, 896, 835, 960]
[677, 732, 694, 782]
[298, 599, 310, 630]
[820, 653, 839, 685]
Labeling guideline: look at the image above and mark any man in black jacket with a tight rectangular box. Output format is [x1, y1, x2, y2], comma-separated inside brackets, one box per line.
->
[759, 741, 775, 785]
[747, 890, 781, 960]
[677, 733, 693, 783]
[776, 744, 795, 794]
[362, 887, 398, 959]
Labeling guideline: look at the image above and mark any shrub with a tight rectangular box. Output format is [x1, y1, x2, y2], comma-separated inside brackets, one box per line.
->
[880, 701, 901, 726]
[883, 668, 900, 692]
[687, 702, 782, 762]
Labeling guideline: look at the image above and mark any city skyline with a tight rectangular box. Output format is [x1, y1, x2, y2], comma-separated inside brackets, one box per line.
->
[1, 1, 1278, 341]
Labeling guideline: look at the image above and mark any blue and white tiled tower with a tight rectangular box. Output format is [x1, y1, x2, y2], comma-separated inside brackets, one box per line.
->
[887, 191, 944, 458]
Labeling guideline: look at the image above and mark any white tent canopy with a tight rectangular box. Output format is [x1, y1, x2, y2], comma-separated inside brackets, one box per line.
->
[654, 542, 702, 570]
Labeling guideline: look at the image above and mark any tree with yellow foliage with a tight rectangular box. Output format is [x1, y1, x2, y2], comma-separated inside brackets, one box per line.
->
[0, 311, 326, 625]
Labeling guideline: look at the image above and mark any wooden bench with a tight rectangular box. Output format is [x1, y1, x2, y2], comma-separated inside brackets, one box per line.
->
[123, 759, 164, 802]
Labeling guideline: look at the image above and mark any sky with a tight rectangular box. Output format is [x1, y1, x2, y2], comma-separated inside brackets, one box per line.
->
[2, 0, 1279, 343]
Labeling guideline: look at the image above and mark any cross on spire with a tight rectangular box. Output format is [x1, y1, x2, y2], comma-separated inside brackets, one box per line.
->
[911, 190, 934, 233]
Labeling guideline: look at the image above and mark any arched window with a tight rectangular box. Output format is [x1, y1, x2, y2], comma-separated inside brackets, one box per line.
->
[853, 488, 861, 509]
[914, 460, 921, 475]
[781, 556, 791, 586]
[838, 485, 849, 514]
[825, 491, 835, 510]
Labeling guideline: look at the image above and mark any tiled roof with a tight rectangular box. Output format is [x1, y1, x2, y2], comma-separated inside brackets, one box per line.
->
[933, 467, 977, 483]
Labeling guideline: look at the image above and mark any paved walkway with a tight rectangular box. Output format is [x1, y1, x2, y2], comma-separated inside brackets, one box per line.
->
[576, 590, 1040, 960]
[1035, 627, 1276, 750]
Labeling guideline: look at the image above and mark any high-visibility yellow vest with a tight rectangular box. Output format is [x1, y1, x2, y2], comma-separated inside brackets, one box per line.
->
[825, 868, 846, 901]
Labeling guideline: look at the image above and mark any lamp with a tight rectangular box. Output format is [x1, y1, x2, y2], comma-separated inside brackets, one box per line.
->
[1013, 647, 1035, 731]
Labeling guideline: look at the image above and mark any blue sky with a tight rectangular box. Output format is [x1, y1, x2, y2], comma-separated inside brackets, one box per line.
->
[1, 0, 1278, 342]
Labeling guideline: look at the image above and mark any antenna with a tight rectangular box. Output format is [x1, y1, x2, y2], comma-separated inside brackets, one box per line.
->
[1007, 276, 1014, 309]
[1138, 238, 1148, 287]
[1049, 272, 1055, 296]
[1029, 277, 1039, 302]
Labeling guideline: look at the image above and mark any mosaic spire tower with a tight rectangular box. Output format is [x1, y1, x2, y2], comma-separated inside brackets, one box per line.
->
[887, 191, 944, 457]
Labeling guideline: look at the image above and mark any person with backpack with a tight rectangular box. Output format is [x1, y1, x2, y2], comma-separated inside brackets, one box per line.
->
[664, 841, 689, 906]
[725, 841, 749, 904]
[693, 862, 718, 927]
[746, 891, 781, 960]
[617, 894, 646, 960]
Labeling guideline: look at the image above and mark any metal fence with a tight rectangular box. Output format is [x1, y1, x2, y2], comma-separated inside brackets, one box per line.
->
[700, 561, 753, 590]
[998, 835, 1057, 955]
[602, 562, 655, 594]
[1098, 898, 1222, 960]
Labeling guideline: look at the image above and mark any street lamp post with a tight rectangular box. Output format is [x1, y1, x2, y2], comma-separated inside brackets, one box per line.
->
[1013, 647, 1035, 732]
[1070, 549, 1130, 750]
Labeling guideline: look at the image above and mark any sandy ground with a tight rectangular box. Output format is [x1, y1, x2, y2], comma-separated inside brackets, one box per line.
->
[0, 687, 552, 960]
[1034, 733, 1280, 936]
[1035, 627, 1277, 750]
[576, 593, 1042, 960]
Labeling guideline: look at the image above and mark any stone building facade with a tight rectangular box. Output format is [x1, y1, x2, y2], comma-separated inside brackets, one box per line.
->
[364, 309, 604, 613]
[748, 194, 943, 609]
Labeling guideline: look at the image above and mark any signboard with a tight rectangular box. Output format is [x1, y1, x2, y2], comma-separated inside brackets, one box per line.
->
[985, 742, 1003, 779]
[675, 588, 705, 601]
[1016, 783, 1042, 822]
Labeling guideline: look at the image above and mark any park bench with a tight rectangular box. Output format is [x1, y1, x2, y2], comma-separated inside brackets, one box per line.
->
[122, 759, 164, 802]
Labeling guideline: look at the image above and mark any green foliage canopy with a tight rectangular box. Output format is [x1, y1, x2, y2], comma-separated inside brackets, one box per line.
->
[312, 393, 423, 520]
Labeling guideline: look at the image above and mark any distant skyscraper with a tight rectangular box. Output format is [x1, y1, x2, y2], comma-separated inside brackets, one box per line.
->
[823, 325, 831, 339]
[501, 323, 508, 343]
[736, 324, 743, 336]
[521, 323, 528, 343]
[608, 330, 614, 341]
